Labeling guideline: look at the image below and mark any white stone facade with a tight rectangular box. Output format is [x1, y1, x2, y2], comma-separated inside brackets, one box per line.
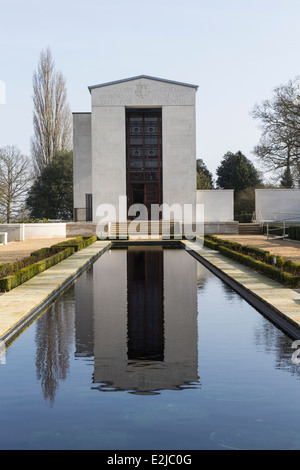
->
[197, 190, 234, 222]
[73, 75, 198, 222]
[255, 189, 300, 223]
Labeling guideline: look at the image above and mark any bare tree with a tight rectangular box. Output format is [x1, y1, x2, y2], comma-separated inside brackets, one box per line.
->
[0, 146, 32, 223]
[251, 78, 300, 187]
[31, 47, 72, 175]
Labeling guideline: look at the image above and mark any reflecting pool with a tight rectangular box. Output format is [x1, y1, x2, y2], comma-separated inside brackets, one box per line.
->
[0, 246, 300, 450]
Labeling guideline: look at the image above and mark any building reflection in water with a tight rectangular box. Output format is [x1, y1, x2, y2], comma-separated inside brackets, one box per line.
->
[91, 247, 200, 394]
[34, 246, 200, 404]
[34, 246, 300, 404]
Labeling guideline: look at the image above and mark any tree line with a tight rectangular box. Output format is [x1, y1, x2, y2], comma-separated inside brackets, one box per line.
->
[0, 47, 73, 223]
[1, 48, 300, 223]
[196, 78, 300, 221]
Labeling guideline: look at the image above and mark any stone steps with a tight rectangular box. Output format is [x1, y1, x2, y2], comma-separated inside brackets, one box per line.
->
[109, 221, 176, 237]
[238, 223, 263, 235]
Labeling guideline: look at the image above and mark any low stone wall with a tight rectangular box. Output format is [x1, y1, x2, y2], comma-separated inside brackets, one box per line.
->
[0, 223, 66, 241]
[66, 223, 98, 237]
[25, 223, 66, 239]
[67, 221, 239, 236]
[0, 224, 25, 242]
[204, 222, 238, 234]
[255, 189, 300, 222]
[0, 220, 239, 242]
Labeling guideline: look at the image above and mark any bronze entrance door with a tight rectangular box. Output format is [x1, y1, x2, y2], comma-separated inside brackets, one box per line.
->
[126, 109, 162, 219]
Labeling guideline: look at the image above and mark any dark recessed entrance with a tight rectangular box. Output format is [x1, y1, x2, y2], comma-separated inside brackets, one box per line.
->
[126, 108, 162, 219]
[127, 249, 164, 362]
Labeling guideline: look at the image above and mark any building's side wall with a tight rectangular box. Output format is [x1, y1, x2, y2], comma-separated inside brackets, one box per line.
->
[197, 190, 234, 222]
[73, 113, 92, 211]
[255, 189, 300, 222]
[91, 106, 127, 223]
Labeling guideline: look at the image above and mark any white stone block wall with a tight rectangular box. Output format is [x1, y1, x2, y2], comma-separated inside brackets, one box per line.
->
[0, 223, 67, 241]
[24, 223, 66, 239]
[91, 106, 127, 221]
[162, 105, 196, 214]
[196, 190, 234, 222]
[0, 224, 24, 242]
[255, 189, 300, 222]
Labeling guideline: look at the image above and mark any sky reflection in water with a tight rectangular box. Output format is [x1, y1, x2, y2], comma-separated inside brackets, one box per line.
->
[0, 247, 300, 450]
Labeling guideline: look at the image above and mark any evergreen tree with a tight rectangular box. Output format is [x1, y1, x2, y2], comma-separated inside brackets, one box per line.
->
[196, 158, 214, 189]
[26, 151, 73, 220]
[216, 151, 262, 193]
[280, 166, 294, 188]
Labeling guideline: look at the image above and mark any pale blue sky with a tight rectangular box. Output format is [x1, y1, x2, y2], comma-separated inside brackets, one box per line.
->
[1, 0, 300, 179]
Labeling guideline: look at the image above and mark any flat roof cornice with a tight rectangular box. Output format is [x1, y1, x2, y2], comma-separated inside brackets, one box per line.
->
[88, 75, 199, 92]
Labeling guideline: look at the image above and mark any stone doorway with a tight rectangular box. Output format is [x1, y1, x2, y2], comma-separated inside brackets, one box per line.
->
[126, 108, 162, 219]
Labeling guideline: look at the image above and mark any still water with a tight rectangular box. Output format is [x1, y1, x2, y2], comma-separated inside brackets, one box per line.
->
[0, 246, 300, 450]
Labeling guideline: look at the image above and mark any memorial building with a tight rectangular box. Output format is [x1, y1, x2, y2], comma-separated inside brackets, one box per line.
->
[73, 75, 198, 223]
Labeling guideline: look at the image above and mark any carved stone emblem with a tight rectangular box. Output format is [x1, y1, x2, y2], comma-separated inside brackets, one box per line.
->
[135, 81, 148, 99]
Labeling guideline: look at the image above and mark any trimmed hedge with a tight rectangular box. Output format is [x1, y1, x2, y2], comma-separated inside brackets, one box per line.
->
[0, 247, 74, 292]
[0, 235, 98, 292]
[205, 235, 269, 258]
[203, 238, 219, 251]
[218, 245, 300, 288]
[52, 235, 97, 252]
[289, 226, 300, 241]
[30, 246, 64, 257]
[0, 248, 63, 279]
[203, 235, 300, 288]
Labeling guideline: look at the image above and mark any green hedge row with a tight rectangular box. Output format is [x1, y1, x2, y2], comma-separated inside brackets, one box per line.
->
[51, 235, 98, 251]
[205, 235, 269, 258]
[0, 236, 98, 292]
[218, 246, 300, 288]
[289, 226, 300, 241]
[0, 247, 75, 292]
[203, 236, 300, 287]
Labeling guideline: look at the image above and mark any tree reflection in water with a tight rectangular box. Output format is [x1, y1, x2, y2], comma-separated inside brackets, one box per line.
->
[253, 316, 300, 377]
[35, 288, 75, 406]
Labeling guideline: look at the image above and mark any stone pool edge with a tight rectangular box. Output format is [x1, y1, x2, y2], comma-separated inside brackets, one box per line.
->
[0, 241, 111, 345]
[182, 240, 300, 340]
[1, 238, 300, 346]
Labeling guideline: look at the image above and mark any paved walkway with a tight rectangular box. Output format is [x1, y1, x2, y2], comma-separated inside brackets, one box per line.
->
[215, 234, 300, 263]
[0, 238, 74, 263]
[0, 241, 111, 345]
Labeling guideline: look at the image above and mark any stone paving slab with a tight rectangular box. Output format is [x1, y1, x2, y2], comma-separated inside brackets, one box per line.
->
[182, 240, 300, 338]
[0, 241, 111, 344]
